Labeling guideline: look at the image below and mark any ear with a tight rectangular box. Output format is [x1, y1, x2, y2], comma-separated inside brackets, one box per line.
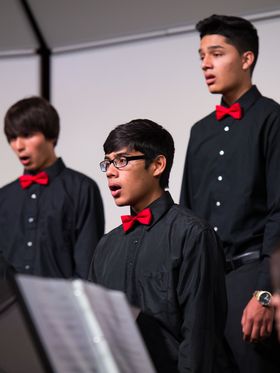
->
[47, 138, 56, 148]
[151, 155, 166, 178]
[241, 51, 255, 71]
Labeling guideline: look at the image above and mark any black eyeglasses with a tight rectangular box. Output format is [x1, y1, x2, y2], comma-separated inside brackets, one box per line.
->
[100, 155, 147, 172]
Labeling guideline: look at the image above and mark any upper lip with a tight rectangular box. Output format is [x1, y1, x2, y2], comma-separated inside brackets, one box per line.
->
[109, 183, 121, 191]
[19, 155, 30, 160]
[205, 74, 215, 81]
[205, 73, 215, 78]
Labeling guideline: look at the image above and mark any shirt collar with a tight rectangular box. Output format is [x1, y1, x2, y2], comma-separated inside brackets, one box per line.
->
[129, 191, 174, 231]
[221, 85, 262, 114]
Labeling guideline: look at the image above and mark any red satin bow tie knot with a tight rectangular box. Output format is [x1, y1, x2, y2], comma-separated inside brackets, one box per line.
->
[216, 102, 242, 120]
[19, 171, 49, 189]
[121, 208, 152, 232]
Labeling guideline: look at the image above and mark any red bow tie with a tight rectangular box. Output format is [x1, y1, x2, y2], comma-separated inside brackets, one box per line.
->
[216, 102, 242, 120]
[19, 171, 49, 189]
[121, 208, 152, 232]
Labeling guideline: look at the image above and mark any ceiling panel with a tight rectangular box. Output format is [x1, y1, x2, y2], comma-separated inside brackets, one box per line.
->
[1, 0, 280, 54]
[0, 0, 38, 54]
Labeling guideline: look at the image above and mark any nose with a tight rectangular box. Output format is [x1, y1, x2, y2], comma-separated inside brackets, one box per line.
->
[11, 137, 25, 152]
[106, 162, 118, 178]
[201, 54, 212, 71]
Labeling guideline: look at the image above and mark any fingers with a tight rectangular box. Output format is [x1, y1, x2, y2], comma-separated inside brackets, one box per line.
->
[241, 308, 253, 341]
[251, 319, 271, 341]
[241, 302, 274, 342]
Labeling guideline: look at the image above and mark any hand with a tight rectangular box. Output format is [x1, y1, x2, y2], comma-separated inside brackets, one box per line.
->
[271, 293, 280, 341]
[241, 296, 274, 343]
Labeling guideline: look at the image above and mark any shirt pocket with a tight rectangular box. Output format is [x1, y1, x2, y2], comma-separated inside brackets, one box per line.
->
[41, 212, 74, 252]
[138, 271, 169, 316]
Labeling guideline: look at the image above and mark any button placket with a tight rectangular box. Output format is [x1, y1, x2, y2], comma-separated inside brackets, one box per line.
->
[214, 119, 231, 234]
[127, 236, 139, 270]
[125, 232, 143, 300]
[24, 186, 40, 270]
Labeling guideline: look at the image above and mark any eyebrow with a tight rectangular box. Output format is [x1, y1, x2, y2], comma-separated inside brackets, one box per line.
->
[104, 152, 128, 160]
[198, 45, 225, 54]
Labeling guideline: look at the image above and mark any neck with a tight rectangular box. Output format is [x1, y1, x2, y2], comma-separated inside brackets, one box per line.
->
[222, 82, 252, 106]
[132, 188, 164, 214]
[25, 155, 58, 174]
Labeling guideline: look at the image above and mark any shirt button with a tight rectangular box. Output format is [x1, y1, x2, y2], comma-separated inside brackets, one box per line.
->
[219, 150, 224, 155]
[216, 201, 221, 206]
[224, 126, 229, 132]
[133, 240, 138, 244]
[214, 226, 218, 232]
[28, 217, 34, 223]
[31, 193, 37, 199]
[27, 241, 33, 247]
[218, 176, 223, 181]
[25, 265, 30, 270]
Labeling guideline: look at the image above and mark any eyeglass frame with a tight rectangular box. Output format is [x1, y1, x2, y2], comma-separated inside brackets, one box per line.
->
[99, 155, 147, 172]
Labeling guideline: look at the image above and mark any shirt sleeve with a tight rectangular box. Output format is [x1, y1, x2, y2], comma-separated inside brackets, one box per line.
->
[258, 110, 280, 290]
[177, 226, 229, 372]
[73, 178, 105, 279]
[87, 235, 107, 282]
[179, 130, 193, 209]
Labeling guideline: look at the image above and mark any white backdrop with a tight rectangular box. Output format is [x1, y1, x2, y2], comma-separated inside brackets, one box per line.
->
[0, 55, 39, 181]
[1, 16, 280, 232]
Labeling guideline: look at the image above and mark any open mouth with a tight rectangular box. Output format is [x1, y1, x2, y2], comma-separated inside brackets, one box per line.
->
[19, 156, 31, 165]
[109, 184, 121, 198]
[205, 75, 215, 85]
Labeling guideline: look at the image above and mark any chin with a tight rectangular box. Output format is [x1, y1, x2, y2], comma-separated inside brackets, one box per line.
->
[24, 165, 35, 171]
[208, 86, 222, 94]
[114, 199, 127, 207]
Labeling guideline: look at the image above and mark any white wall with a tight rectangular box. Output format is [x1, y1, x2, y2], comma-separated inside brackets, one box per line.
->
[0, 55, 39, 181]
[1, 16, 280, 232]
[52, 30, 213, 232]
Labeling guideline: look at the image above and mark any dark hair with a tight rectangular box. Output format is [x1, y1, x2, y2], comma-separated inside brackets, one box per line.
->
[104, 119, 175, 189]
[196, 14, 259, 74]
[4, 96, 60, 145]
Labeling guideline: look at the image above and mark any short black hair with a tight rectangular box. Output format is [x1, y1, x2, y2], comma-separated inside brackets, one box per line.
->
[104, 119, 175, 189]
[4, 96, 60, 145]
[196, 14, 259, 74]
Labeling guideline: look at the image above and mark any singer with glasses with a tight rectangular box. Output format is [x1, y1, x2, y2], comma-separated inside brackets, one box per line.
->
[89, 119, 237, 373]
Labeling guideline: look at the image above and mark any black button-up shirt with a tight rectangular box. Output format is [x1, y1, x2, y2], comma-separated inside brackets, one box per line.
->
[180, 86, 280, 289]
[0, 158, 104, 279]
[90, 192, 232, 372]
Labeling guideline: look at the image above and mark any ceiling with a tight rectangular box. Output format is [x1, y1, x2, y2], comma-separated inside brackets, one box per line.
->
[1, 0, 280, 55]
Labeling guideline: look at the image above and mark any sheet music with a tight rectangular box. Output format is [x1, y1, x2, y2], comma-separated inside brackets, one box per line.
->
[16, 275, 155, 373]
[83, 281, 155, 373]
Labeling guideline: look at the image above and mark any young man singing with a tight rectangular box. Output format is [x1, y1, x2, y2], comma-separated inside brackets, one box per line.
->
[89, 119, 236, 373]
[0, 96, 104, 279]
[180, 14, 280, 372]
